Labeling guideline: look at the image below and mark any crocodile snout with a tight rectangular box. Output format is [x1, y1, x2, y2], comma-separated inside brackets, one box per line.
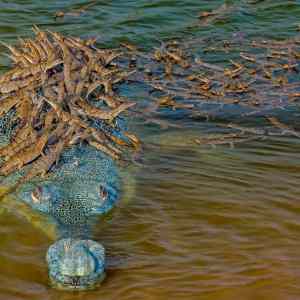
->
[47, 238, 105, 290]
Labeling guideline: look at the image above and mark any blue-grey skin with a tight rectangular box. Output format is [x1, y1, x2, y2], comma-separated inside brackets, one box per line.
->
[14, 144, 121, 290]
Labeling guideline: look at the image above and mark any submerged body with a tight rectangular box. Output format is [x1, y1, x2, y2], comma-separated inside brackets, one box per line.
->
[7, 143, 122, 290]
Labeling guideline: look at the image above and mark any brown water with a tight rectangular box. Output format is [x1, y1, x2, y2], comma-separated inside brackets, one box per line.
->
[0, 133, 300, 300]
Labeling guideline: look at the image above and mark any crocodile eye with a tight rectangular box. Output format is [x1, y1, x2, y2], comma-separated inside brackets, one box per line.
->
[99, 185, 108, 202]
[31, 186, 43, 204]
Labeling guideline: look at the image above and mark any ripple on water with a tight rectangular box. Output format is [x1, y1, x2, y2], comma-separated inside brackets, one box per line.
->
[1, 133, 300, 300]
[0, 0, 300, 299]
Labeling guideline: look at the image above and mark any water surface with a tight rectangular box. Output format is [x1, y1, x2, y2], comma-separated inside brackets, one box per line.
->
[0, 1, 300, 299]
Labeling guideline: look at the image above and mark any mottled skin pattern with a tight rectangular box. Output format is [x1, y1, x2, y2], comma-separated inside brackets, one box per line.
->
[13, 144, 121, 290]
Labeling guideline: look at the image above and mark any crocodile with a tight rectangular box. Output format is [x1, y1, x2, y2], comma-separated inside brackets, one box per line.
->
[20, 145, 120, 290]
[0, 27, 142, 290]
[0, 124, 136, 290]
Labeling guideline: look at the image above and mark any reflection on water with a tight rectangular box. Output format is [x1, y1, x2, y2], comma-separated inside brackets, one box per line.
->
[0, 0, 300, 299]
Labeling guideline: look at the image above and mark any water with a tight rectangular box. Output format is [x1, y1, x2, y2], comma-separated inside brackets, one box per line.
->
[0, 0, 300, 299]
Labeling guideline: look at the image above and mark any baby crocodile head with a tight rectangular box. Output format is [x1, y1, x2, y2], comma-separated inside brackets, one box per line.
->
[47, 238, 105, 290]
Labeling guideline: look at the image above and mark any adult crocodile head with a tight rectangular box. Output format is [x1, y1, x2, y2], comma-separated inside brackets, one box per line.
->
[15, 144, 121, 290]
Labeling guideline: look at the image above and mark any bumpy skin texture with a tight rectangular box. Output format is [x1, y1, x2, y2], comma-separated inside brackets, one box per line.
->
[14, 144, 121, 290]
[47, 238, 106, 290]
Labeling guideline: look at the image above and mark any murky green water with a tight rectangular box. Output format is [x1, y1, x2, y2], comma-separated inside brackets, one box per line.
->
[0, 1, 300, 299]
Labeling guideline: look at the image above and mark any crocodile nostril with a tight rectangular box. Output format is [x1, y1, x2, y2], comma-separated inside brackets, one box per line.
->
[31, 186, 43, 204]
[71, 276, 81, 287]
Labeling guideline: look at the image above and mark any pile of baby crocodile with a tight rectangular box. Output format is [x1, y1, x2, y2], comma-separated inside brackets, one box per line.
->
[0, 26, 139, 185]
[120, 33, 300, 141]
[0, 26, 300, 184]
[133, 36, 300, 112]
